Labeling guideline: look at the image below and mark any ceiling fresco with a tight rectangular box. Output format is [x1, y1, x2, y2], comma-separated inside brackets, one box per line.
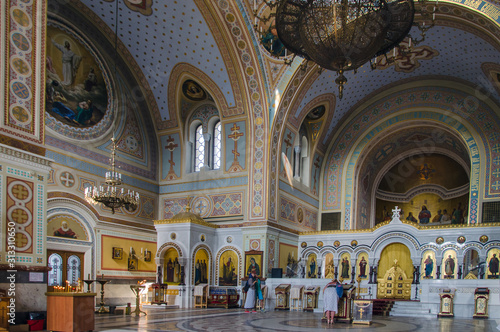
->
[74, 1, 500, 139]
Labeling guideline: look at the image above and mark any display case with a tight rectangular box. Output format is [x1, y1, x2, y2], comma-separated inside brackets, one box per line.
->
[151, 283, 168, 305]
[303, 286, 320, 311]
[274, 284, 291, 310]
[208, 287, 239, 308]
[353, 300, 373, 325]
[473, 288, 489, 319]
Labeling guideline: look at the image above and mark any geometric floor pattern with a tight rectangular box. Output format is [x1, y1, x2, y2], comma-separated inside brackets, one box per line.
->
[94, 307, 500, 331]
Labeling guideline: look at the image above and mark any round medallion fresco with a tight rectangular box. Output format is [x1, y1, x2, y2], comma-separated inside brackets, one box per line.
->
[479, 235, 488, 243]
[45, 22, 112, 140]
[436, 237, 444, 245]
[334, 240, 340, 247]
[457, 236, 466, 244]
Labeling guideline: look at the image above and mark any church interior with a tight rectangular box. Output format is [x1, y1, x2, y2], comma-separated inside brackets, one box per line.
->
[1, 0, 500, 329]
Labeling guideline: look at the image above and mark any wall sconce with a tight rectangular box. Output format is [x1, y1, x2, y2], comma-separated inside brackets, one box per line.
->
[130, 247, 151, 262]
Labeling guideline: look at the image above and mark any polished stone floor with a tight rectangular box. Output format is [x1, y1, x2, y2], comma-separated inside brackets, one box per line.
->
[94, 306, 500, 332]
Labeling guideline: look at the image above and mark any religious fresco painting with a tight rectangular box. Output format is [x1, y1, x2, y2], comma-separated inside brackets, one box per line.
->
[163, 248, 180, 285]
[219, 250, 238, 286]
[245, 250, 263, 277]
[182, 79, 207, 101]
[194, 248, 209, 285]
[306, 253, 317, 278]
[356, 253, 369, 280]
[442, 249, 457, 279]
[487, 248, 500, 279]
[463, 248, 480, 278]
[224, 121, 246, 172]
[160, 133, 181, 180]
[340, 253, 351, 280]
[47, 214, 88, 240]
[46, 25, 108, 128]
[421, 250, 436, 279]
[324, 252, 335, 279]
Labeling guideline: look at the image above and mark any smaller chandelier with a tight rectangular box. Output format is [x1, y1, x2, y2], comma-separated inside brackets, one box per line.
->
[85, 138, 139, 214]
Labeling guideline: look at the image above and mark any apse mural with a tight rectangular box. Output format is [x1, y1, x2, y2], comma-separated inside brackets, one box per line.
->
[46, 25, 108, 128]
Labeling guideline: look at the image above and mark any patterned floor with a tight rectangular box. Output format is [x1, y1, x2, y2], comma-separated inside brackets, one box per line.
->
[94, 307, 500, 331]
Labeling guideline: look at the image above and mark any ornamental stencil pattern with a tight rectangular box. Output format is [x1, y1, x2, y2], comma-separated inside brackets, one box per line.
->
[163, 193, 243, 219]
[3, 1, 45, 145]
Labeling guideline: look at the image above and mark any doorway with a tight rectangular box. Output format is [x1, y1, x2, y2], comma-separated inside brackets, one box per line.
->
[47, 250, 84, 291]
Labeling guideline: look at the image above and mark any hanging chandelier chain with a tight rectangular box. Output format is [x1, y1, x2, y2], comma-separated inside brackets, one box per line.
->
[84, 0, 139, 214]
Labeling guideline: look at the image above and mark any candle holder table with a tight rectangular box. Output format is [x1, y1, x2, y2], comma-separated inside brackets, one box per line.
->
[130, 285, 147, 316]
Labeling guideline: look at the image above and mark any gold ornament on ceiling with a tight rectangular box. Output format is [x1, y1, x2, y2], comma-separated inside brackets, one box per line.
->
[418, 163, 435, 180]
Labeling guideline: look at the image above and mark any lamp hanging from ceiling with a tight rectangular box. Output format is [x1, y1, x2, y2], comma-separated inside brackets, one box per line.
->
[84, 0, 139, 214]
[254, 0, 436, 99]
[85, 138, 139, 214]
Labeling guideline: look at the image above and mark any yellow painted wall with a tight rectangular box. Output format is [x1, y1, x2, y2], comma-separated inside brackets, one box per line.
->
[101, 235, 156, 272]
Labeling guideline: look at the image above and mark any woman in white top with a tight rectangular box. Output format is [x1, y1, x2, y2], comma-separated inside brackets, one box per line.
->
[323, 279, 341, 324]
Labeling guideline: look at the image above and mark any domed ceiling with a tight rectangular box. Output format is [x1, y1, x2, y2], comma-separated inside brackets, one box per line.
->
[77, 0, 500, 150]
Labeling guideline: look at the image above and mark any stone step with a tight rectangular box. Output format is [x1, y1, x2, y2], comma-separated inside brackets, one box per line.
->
[391, 311, 435, 318]
[390, 301, 433, 318]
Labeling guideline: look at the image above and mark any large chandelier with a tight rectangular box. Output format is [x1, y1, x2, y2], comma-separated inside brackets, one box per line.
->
[258, 0, 429, 99]
[84, 138, 139, 214]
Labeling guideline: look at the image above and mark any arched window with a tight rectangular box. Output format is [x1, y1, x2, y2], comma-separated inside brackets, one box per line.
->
[194, 124, 205, 172]
[48, 253, 63, 287]
[67, 255, 81, 286]
[47, 250, 84, 291]
[188, 104, 222, 173]
[213, 121, 221, 170]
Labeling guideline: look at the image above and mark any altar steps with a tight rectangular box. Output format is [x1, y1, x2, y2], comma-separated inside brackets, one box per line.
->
[389, 301, 434, 318]
[372, 299, 394, 316]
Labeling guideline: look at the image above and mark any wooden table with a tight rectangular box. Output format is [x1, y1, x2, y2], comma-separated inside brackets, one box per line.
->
[46, 292, 96, 331]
